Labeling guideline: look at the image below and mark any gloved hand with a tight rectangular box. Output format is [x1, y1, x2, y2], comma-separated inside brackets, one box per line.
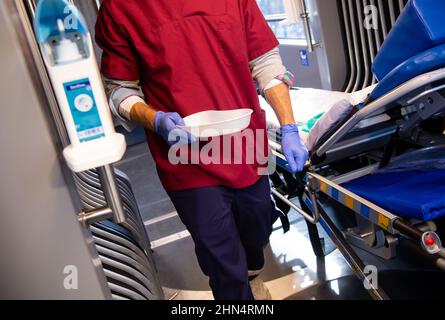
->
[154, 111, 196, 146]
[281, 124, 309, 173]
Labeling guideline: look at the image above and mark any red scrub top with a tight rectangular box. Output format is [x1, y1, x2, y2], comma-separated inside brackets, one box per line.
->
[96, 0, 279, 191]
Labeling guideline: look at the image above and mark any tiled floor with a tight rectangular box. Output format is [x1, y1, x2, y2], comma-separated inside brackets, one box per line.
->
[116, 142, 445, 300]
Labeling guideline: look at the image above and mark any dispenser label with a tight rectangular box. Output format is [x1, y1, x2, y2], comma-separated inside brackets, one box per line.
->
[299, 50, 309, 66]
[64, 78, 105, 143]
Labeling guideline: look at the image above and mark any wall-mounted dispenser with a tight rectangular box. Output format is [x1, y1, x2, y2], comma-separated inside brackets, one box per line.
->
[34, 0, 126, 172]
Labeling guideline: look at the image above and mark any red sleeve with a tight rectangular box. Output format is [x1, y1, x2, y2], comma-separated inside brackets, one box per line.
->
[240, 0, 280, 61]
[95, 1, 140, 80]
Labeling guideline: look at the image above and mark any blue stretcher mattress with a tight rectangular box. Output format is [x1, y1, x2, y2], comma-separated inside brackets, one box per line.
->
[342, 169, 445, 221]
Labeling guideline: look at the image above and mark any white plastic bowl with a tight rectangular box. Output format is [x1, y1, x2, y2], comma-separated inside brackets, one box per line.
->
[179, 109, 254, 138]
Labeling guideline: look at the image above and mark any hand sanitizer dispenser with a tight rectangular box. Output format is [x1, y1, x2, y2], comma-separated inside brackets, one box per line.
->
[34, 0, 126, 172]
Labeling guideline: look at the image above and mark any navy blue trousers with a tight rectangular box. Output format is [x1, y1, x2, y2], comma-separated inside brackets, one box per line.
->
[168, 176, 278, 300]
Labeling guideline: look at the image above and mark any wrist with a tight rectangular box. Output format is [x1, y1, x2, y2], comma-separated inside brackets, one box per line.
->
[128, 101, 157, 130]
[153, 111, 165, 133]
[281, 124, 299, 134]
[280, 120, 296, 127]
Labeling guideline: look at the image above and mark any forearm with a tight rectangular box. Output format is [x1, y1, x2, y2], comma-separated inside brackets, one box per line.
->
[103, 77, 158, 130]
[250, 47, 295, 126]
[264, 83, 295, 126]
[129, 101, 157, 131]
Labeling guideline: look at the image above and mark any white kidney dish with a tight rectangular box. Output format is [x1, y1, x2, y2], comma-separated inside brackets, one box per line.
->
[178, 109, 254, 138]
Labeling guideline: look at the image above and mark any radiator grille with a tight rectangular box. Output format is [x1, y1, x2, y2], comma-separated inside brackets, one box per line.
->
[339, 0, 409, 92]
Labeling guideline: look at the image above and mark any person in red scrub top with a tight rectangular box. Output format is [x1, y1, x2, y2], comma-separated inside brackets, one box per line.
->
[96, 0, 308, 300]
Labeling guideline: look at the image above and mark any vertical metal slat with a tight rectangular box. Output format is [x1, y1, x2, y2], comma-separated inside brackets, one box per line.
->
[377, 0, 389, 39]
[341, 0, 357, 93]
[356, 0, 371, 89]
[370, 0, 382, 52]
[398, 0, 405, 13]
[348, 0, 363, 92]
[363, 0, 377, 85]
[388, 0, 397, 27]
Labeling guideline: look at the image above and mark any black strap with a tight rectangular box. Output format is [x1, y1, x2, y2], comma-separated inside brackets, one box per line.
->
[279, 212, 291, 234]
[269, 169, 309, 234]
[270, 171, 291, 233]
[378, 127, 400, 169]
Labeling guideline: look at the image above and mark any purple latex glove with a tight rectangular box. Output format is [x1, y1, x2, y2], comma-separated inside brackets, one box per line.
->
[154, 111, 197, 146]
[281, 124, 309, 173]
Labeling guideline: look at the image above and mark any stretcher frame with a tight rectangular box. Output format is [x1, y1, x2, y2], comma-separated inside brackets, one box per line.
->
[269, 68, 445, 300]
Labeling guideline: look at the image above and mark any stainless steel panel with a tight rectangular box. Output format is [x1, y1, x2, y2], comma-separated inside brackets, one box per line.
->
[91, 226, 146, 256]
[108, 282, 146, 300]
[96, 245, 154, 281]
[111, 294, 130, 301]
[0, 0, 110, 299]
[93, 236, 155, 272]
[100, 255, 160, 299]
[103, 269, 153, 299]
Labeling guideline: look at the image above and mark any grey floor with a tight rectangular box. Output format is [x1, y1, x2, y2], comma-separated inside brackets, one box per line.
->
[115, 140, 445, 300]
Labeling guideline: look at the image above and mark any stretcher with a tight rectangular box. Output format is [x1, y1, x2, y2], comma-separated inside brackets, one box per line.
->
[263, 0, 445, 300]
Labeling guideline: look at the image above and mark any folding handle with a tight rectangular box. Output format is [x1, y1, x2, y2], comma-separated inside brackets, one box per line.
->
[271, 174, 320, 224]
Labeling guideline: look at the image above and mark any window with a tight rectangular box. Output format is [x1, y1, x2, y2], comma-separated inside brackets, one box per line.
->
[256, 0, 306, 40]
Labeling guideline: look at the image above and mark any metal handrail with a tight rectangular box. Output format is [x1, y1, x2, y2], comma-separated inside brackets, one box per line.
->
[299, 0, 319, 53]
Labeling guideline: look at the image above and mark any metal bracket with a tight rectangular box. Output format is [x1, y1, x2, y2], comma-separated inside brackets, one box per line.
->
[97, 165, 127, 224]
[345, 229, 398, 260]
[399, 90, 445, 140]
[343, 215, 397, 260]
[78, 207, 113, 226]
